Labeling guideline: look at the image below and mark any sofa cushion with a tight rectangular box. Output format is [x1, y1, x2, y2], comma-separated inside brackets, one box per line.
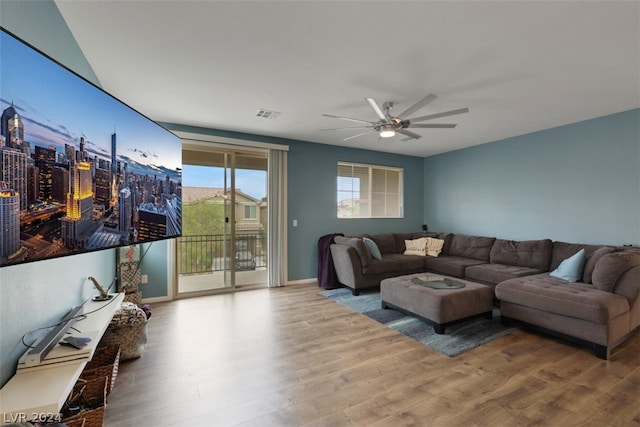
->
[550, 242, 607, 271]
[425, 237, 445, 257]
[419, 232, 453, 255]
[490, 239, 552, 271]
[334, 236, 372, 267]
[424, 256, 486, 278]
[592, 251, 640, 293]
[363, 237, 382, 260]
[495, 274, 630, 323]
[404, 238, 428, 256]
[367, 233, 397, 255]
[465, 263, 546, 286]
[550, 249, 586, 282]
[583, 246, 615, 284]
[449, 234, 496, 261]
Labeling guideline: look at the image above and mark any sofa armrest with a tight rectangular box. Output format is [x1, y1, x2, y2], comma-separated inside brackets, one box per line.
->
[613, 265, 640, 300]
[613, 266, 640, 330]
[330, 244, 364, 287]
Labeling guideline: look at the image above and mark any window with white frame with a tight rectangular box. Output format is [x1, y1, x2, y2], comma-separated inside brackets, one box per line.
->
[244, 204, 257, 220]
[337, 161, 403, 218]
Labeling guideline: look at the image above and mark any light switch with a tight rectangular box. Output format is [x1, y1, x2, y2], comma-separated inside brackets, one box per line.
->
[293, 219, 298, 227]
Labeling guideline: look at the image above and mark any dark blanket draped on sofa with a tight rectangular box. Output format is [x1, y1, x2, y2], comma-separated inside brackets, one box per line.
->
[317, 233, 343, 289]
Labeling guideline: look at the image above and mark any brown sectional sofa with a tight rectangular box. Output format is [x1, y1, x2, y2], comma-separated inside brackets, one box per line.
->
[330, 232, 552, 295]
[496, 244, 640, 360]
[329, 232, 640, 359]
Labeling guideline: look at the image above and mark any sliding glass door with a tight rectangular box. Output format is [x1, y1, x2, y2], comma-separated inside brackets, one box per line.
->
[177, 145, 267, 296]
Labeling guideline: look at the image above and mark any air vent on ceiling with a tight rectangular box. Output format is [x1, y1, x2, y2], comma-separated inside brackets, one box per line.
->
[256, 109, 281, 120]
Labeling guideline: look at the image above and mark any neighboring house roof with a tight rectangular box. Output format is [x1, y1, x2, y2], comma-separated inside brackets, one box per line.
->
[182, 187, 225, 204]
[224, 189, 259, 204]
[183, 187, 261, 205]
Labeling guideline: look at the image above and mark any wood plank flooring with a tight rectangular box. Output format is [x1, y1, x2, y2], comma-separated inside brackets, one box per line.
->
[104, 284, 640, 426]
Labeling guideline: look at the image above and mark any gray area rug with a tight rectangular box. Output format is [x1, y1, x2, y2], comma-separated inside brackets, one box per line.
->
[320, 288, 517, 357]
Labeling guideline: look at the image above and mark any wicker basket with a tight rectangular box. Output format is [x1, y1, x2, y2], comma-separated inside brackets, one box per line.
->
[61, 377, 107, 427]
[80, 345, 121, 395]
[124, 289, 143, 306]
[99, 321, 148, 361]
[41, 419, 85, 427]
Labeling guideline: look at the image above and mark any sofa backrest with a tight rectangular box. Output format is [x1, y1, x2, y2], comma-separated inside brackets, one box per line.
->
[365, 232, 452, 255]
[490, 239, 552, 271]
[367, 233, 397, 255]
[420, 232, 453, 255]
[393, 233, 417, 253]
[449, 234, 496, 261]
[551, 241, 616, 283]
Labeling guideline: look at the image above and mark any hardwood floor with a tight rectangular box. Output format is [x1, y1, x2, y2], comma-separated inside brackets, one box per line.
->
[104, 284, 640, 426]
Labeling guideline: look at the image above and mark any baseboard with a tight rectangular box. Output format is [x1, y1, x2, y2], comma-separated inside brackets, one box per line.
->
[141, 295, 172, 304]
[287, 278, 317, 285]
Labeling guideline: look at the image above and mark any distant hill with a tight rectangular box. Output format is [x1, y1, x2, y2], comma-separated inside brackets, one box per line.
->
[182, 187, 225, 204]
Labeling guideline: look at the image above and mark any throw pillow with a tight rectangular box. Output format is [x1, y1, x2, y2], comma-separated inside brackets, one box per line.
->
[582, 246, 615, 283]
[592, 251, 640, 292]
[425, 237, 445, 257]
[404, 237, 428, 256]
[362, 237, 382, 260]
[549, 248, 586, 282]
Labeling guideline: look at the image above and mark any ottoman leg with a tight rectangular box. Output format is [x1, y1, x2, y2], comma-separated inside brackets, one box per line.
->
[434, 323, 445, 334]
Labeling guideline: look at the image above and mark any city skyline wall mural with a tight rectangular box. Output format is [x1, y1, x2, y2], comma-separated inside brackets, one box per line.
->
[0, 28, 182, 267]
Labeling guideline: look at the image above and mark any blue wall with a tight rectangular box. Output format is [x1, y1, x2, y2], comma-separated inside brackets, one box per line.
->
[287, 139, 424, 281]
[164, 123, 425, 282]
[424, 109, 640, 246]
[0, 1, 112, 387]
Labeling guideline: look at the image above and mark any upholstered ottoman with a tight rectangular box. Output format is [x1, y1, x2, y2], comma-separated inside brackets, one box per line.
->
[380, 273, 493, 334]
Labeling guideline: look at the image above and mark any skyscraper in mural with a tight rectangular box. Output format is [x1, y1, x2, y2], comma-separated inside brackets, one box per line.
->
[0, 182, 20, 259]
[1, 103, 24, 149]
[61, 160, 94, 248]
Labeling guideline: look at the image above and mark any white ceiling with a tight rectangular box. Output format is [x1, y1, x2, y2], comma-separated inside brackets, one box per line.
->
[55, 1, 639, 158]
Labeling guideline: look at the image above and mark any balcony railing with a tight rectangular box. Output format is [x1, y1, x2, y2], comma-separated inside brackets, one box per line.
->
[178, 233, 266, 274]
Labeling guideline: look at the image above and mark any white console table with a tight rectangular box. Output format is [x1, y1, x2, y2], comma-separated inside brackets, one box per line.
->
[0, 293, 124, 424]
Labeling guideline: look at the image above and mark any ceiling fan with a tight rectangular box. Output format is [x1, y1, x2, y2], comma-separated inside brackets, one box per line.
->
[321, 94, 469, 142]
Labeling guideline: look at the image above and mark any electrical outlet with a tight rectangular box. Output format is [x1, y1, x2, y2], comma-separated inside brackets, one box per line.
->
[141, 274, 148, 284]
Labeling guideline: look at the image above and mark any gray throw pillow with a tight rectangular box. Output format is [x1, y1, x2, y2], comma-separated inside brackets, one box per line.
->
[363, 237, 382, 260]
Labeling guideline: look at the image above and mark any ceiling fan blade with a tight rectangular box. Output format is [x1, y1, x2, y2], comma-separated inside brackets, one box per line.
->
[343, 130, 375, 141]
[409, 123, 457, 128]
[397, 93, 437, 118]
[319, 126, 374, 131]
[409, 107, 470, 123]
[365, 98, 387, 120]
[322, 114, 375, 125]
[397, 129, 422, 140]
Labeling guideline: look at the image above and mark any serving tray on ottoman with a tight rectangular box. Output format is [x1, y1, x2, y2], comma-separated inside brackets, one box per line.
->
[381, 273, 493, 334]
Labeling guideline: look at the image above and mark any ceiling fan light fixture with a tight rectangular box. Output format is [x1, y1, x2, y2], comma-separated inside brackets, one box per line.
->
[379, 125, 396, 138]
